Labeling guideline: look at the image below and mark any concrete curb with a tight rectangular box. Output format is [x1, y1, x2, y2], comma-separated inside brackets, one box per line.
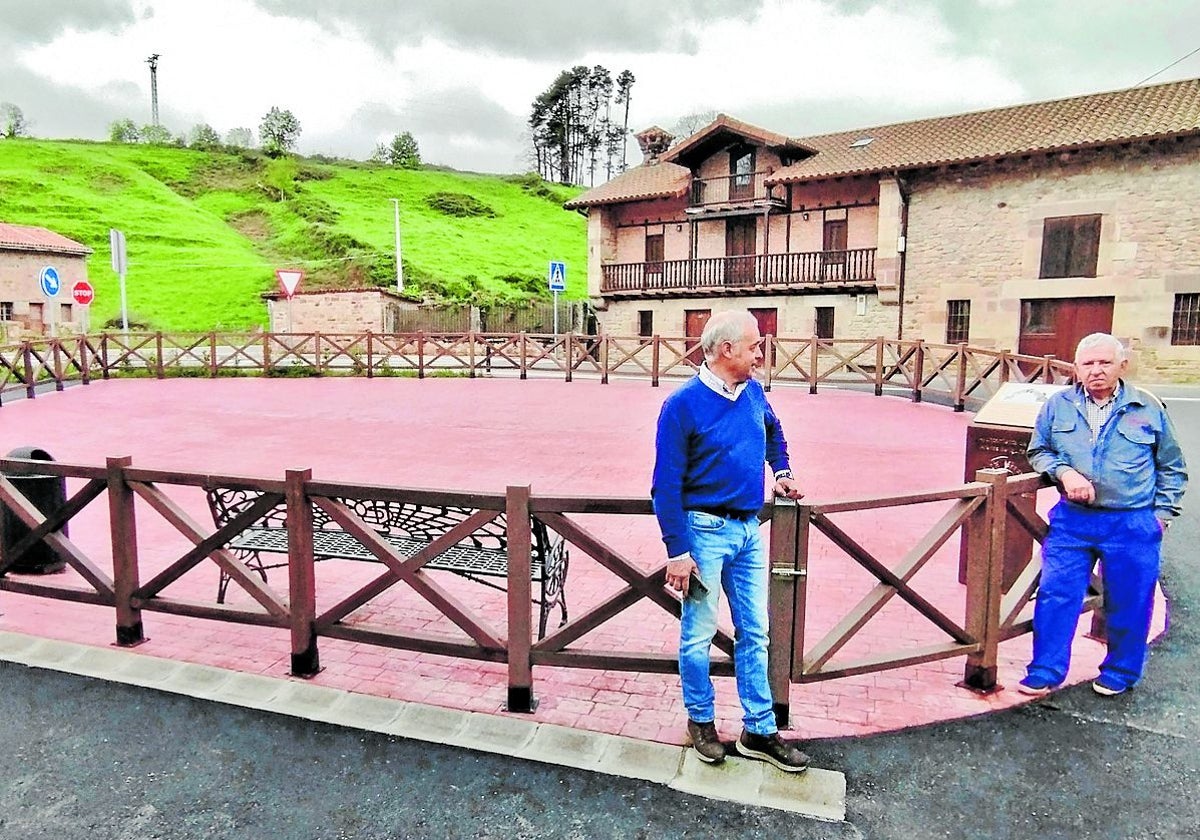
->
[0, 630, 845, 821]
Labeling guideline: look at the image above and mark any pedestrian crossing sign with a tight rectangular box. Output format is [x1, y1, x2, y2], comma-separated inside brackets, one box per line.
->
[548, 260, 567, 292]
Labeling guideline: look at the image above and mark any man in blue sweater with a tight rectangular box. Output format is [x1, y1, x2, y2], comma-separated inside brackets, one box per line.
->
[652, 309, 809, 772]
[1020, 332, 1187, 697]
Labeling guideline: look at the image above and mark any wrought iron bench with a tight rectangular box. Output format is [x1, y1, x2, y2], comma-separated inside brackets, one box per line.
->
[206, 487, 569, 639]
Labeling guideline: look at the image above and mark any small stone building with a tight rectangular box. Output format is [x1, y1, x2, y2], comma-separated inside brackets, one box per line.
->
[0, 222, 93, 340]
[264, 288, 420, 334]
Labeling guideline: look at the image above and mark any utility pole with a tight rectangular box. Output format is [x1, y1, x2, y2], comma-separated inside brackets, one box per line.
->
[146, 54, 160, 126]
[390, 198, 404, 293]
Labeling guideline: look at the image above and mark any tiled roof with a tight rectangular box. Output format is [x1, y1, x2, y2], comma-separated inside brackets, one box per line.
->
[660, 113, 814, 165]
[562, 161, 691, 209]
[768, 77, 1200, 184]
[0, 222, 92, 256]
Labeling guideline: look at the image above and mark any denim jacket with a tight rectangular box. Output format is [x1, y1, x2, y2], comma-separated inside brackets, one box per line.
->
[1027, 382, 1188, 520]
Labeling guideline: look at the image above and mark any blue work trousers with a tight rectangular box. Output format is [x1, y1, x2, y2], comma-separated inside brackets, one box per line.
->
[1027, 501, 1163, 691]
[679, 510, 776, 735]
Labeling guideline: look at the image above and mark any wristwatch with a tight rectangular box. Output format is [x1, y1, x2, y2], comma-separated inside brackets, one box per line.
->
[774, 469, 794, 481]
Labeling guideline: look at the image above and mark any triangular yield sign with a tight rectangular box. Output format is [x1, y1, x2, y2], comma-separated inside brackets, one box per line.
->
[276, 268, 304, 298]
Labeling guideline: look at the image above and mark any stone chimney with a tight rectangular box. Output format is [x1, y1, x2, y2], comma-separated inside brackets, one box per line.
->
[635, 126, 674, 165]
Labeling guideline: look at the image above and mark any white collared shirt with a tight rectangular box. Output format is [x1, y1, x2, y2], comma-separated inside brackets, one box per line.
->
[698, 362, 747, 401]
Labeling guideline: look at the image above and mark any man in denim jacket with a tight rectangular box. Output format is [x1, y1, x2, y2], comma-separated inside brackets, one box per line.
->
[1020, 333, 1188, 697]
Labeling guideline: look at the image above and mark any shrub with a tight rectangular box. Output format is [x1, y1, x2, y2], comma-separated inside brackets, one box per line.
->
[424, 191, 496, 218]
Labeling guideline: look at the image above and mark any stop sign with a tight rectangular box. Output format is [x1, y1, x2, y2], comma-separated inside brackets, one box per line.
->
[72, 280, 95, 306]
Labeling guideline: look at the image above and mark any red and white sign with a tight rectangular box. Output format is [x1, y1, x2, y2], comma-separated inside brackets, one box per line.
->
[71, 280, 95, 306]
[276, 268, 305, 299]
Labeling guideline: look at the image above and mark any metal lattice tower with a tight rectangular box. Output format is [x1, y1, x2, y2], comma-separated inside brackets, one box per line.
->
[146, 54, 160, 126]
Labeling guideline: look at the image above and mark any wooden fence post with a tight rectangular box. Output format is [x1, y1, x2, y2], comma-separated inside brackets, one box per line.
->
[108, 455, 145, 646]
[962, 469, 1008, 692]
[600, 334, 610, 385]
[564, 332, 573, 383]
[954, 343, 968, 412]
[209, 332, 219, 377]
[23, 342, 35, 400]
[365, 331, 374, 378]
[52, 339, 64, 391]
[79, 337, 90, 386]
[808, 338, 819, 394]
[506, 484, 536, 712]
[286, 468, 320, 677]
[313, 332, 324, 375]
[912, 339, 925, 403]
[651, 335, 661, 388]
[101, 333, 111, 380]
[262, 331, 272, 373]
[764, 335, 774, 392]
[768, 498, 803, 729]
[519, 332, 528, 380]
[156, 332, 165, 378]
[467, 330, 476, 378]
[874, 337, 885, 396]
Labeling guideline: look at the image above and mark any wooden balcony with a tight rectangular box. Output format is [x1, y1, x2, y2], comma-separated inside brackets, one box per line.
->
[688, 171, 786, 213]
[600, 249, 877, 295]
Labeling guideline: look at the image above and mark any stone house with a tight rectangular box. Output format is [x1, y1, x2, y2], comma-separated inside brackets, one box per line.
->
[564, 78, 1200, 380]
[0, 222, 93, 340]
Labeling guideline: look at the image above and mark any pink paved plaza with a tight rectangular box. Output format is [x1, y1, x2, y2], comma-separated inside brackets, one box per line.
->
[0, 376, 1158, 744]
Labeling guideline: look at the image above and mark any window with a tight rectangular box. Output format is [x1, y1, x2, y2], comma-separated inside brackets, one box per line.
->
[815, 307, 835, 339]
[1039, 214, 1101, 278]
[729, 146, 755, 200]
[946, 300, 971, 344]
[1172, 293, 1200, 346]
[0, 302, 12, 321]
[638, 310, 654, 337]
[1021, 300, 1056, 334]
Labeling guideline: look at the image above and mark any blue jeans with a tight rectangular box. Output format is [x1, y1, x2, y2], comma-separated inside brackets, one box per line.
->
[679, 510, 776, 735]
[1027, 502, 1163, 690]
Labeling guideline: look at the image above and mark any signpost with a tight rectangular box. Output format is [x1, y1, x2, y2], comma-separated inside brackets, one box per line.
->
[110, 229, 128, 335]
[548, 260, 566, 337]
[276, 268, 305, 332]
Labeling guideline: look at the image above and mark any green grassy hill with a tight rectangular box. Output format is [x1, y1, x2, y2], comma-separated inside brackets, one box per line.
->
[0, 140, 586, 331]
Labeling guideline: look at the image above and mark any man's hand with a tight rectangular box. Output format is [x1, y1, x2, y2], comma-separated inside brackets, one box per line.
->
[774, 476, 805, 500]
[1060, 468, 1096, 504]
[666, 556, 699, 596]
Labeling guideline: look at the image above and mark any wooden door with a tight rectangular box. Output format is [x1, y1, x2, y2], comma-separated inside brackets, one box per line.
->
[822, 219, 848, 278]
[725, 217, 756, 285]
[1018, 297, 1114, 361]
[645, 233, 664, 281]
[684, 309, 711, 364]
[748, 307, 777, 340]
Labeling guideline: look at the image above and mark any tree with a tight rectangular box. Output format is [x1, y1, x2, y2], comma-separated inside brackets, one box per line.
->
[189, 123, 221, 149]
[670, 110, 717, 141]
[260, 107, 301, 157]
[225, 126, 254, 148]
[109, 118, 139, 143]
[614, 70, 635, 171]
[140, 123, 173, 145]
[1, 103, 29, 138]
[528, 65, 633, 185]
[372, 131, 422, 168]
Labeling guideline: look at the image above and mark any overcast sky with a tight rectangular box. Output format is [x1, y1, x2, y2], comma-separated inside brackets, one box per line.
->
[3, 0, 1199, 175]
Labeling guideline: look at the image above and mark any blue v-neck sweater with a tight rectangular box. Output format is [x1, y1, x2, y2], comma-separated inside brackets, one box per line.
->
[651, 376, 791, 557]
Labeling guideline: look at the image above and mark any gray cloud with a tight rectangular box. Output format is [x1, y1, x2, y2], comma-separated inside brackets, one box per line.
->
[0, 0, 137, 44]
[249, 0, 764, 58]
[305, 87, 529, 173]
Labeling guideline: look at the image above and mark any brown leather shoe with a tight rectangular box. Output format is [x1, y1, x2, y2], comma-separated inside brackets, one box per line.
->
[686, 719, 726, 764]
[736, 729, 809, 773]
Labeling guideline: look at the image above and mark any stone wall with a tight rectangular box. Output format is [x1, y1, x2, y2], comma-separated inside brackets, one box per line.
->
[0, 250, 91, 336]
[902, 140, 1200, 381]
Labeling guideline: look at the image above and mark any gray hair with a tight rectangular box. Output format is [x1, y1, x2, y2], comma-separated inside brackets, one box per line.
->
[1075, 332, 1126, 362]
[701, 310, 758, 360]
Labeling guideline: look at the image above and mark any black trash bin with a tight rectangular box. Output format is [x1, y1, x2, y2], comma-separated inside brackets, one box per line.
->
[1, 446, 68, 574]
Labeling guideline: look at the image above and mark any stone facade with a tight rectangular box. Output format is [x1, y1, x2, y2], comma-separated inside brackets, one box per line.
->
[0, 248, 91, 339]
[265, 289, 411, 333]
[902, 140, 1200, 380]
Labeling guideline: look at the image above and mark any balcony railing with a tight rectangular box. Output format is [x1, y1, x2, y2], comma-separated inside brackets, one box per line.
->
[689, 170, 785, 209]
[600, 249, 877, 293]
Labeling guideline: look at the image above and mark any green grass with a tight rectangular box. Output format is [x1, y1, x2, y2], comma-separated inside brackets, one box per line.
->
[0, 140, 587, 331]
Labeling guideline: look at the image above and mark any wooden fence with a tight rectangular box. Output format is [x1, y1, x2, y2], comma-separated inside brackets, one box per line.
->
[0, 331, 1076, 411]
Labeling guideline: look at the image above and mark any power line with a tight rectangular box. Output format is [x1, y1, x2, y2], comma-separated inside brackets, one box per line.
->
[1132, 44, 1200, 87]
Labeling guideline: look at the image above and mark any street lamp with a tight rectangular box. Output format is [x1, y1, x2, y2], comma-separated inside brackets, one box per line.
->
[390, 198, 404, 293]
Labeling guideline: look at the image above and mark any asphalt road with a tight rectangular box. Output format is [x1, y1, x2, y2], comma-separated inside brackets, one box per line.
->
[0, 392, 1197, 840]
